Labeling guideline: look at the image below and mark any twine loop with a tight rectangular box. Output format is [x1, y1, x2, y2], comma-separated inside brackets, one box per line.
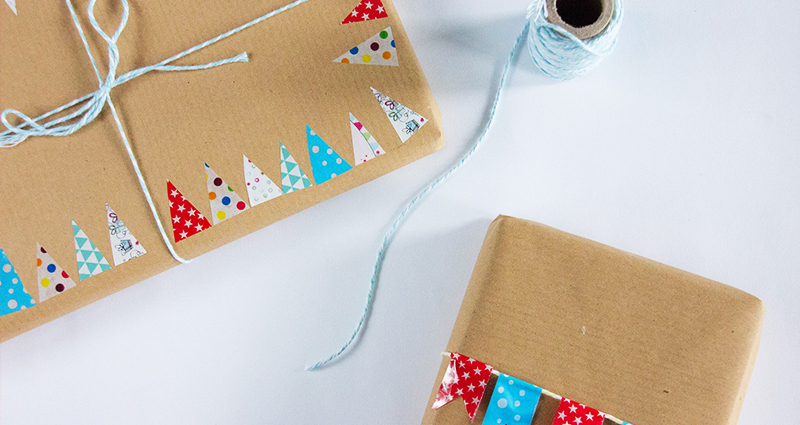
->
[0, 0, 249, 149]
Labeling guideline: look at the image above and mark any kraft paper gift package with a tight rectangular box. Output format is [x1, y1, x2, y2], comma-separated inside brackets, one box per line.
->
[1, 2, 766, 424]
[422, 216, 764, 425]
[0, 0, 443, 340]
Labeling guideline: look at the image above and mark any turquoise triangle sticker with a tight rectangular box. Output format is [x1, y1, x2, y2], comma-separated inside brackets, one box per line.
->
[72, 220, 112, 281]
[306, 126, 352, 185]
[0, 249, 36, 318]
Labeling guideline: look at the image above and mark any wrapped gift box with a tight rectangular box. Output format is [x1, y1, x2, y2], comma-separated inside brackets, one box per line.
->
[422, 216, 764, 425]
[0, 0, 443, 340]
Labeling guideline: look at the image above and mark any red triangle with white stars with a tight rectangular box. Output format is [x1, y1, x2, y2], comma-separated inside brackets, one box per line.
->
[167, 180, 212, 242]
[431, 352, 493, 421]
[341, 0, 388, 24]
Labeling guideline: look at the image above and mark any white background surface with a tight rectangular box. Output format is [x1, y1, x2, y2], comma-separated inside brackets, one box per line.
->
[2, 0, 798, 423]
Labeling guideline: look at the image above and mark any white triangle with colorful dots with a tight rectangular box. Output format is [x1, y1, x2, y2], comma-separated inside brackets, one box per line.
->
[36, 244, 77, 302]
[334, 27, 398, 66]
[205, 163, 249, 225]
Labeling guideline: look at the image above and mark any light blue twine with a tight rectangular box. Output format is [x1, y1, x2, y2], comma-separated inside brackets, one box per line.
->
[528, 0, 622, 80]
[305, 20, 531, 372]
[306, 0, 622, 370]
[0, 0, 312, 263]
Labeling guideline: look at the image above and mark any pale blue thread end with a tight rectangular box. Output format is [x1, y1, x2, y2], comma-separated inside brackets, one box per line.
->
[305, 19, 533, 372]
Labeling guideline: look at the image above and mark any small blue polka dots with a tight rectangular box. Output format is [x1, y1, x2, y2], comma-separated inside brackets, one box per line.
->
[47, 264, 56, 273]
[221, 196, 231, 206]
[306, 125, 352, 185]
[350, 46, 359, 55]
[0, 249, 36, 318]
[483, 375, 543, 424]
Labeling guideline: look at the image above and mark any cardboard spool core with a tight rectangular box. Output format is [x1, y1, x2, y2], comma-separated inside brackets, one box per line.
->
[546, 0, 613, 39]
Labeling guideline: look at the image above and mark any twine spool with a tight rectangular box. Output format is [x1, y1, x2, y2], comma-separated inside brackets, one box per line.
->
[546, 0, 614, 39]
[529, 0, 622, 80]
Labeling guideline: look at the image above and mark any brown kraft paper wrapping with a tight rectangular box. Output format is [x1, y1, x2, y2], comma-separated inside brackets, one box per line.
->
[421, 216, 764, 425]
[0, 0, 444, 341]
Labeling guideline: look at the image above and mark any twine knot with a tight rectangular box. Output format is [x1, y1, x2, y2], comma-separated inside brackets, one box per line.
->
[0, 0, 249, 149]
[0, 0, 274, 264]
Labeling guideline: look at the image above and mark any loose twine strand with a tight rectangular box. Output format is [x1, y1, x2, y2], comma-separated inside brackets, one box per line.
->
[305, 20, 533, 371]
[307, 0, 622, 370]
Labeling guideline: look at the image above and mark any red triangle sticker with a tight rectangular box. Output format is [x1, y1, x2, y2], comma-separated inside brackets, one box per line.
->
[341, 0, 388, 24]
[167, 181, 212, 242]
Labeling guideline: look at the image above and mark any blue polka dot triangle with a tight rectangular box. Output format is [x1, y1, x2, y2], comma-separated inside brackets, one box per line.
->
[482, 374, 543, 425]
[205, 163, 249, 225]
[371, 87, 427, 143]
[280, 142, 313, 194]
[334, 27, 398, 66]
[0, 249, 36, 317]
[306, 126, 353, 185]
[36, 244, 77, 302]
[72, 220, 112, 281]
